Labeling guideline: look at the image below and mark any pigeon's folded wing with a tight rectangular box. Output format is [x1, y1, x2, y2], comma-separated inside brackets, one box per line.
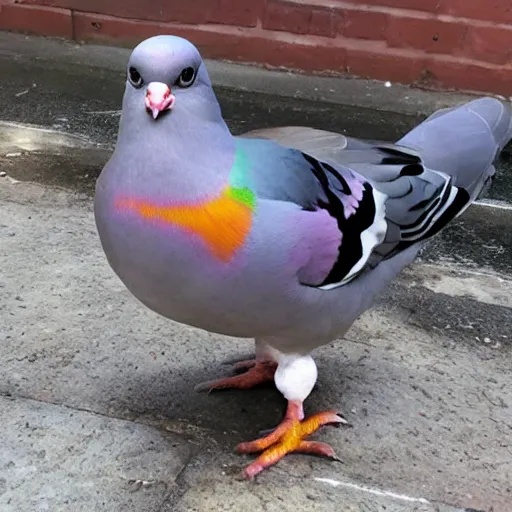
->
[238, 136, 470, 290]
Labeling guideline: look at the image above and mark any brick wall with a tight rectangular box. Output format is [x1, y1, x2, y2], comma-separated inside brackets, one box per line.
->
[1, 0, 512, 95]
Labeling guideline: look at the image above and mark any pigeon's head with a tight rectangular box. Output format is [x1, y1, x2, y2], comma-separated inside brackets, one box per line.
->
[123, 35, 220, 123]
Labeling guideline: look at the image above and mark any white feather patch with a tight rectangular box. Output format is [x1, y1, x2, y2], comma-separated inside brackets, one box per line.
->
[274, 354, 318, 402]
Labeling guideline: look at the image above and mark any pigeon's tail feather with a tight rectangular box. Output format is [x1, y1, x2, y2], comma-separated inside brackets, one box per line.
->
[397, 97, 512, 201]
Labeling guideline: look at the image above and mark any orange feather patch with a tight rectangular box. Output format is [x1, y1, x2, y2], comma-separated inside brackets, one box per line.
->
[115, 187, 254, 262]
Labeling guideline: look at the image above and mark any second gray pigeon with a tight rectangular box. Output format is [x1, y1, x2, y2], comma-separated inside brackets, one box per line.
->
[94, 35, 512, 479]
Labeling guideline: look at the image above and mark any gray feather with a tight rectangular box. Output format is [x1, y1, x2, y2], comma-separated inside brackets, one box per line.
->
[397, 97, 512, 200]
[241, 126, 376, 162]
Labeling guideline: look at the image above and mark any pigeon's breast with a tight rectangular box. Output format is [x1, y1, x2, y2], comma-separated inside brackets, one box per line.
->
[94, 180, 282, 336]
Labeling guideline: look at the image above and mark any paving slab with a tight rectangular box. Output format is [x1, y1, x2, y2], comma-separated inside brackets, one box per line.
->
[164, 469, 472, 512]
[0, 396, 191, 512]
[1, 177, 511, 512]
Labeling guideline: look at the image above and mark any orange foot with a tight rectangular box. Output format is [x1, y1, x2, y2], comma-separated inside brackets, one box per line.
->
[236, 401, 347, 479]
[194, 359, 277, 392]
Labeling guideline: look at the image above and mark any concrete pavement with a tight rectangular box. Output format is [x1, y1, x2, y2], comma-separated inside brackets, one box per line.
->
[1, 32, 511, 512]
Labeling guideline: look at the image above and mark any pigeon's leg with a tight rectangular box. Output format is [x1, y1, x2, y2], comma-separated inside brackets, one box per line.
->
[194, 340, 278, 392]
[236, 353, 347, 479]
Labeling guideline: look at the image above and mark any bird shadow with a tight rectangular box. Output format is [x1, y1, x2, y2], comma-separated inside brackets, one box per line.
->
[101, 346, 378, 448]
[108, 359, 285, 443]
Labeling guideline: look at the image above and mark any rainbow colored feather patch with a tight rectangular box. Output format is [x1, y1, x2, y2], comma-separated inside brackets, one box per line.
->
[115, 147, 256, 262]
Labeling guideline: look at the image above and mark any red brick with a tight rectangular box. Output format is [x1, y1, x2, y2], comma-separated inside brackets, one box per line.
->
[263, 0, 337, 37]
[345, 41, 427, 83]
[423, 57, 512, 95]
[341, 8, 389, 40]
[233, 37, 347, 72]
[0, 3, 72, 38]
[308, 8, 338, 37]
[16, 0, 166, 21]
[438, 0, 512, 23]
[206, 0, 264, 27]
[72, 12, 161, 44]
[459, 25, 512, 65]
[18, 0, 264, 26]
[355, 0, 439, 13]
[72, 12, 347, 69]
[162, 0, 264, 27]
[386, 15, 466, 55]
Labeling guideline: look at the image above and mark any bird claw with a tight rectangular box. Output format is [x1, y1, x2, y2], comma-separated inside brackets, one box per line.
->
[237, 410, 348, 479]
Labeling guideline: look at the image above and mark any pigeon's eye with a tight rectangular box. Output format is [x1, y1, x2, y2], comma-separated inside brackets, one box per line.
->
[176, 67, 196, 88]
[128, 67, 144, 88]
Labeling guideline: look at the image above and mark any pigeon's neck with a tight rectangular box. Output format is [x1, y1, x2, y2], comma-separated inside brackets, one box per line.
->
[114, 111, 236, 202]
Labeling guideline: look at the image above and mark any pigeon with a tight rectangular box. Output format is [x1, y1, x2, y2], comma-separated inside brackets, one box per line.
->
[94, 35, 512, 479]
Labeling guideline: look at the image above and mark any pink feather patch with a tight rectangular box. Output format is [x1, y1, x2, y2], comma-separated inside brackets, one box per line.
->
[289, 209, 342, 287]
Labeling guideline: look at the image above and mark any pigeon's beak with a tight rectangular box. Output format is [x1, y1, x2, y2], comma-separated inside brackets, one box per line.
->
[145, 82, 175, 120]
